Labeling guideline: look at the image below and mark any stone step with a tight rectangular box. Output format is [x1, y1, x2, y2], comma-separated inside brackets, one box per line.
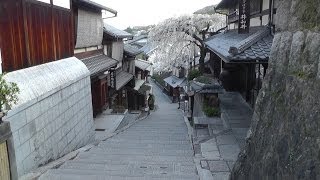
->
[97, 142, 193, 150]
[103, 138, 191, 145]
[67, 158, 196, 167]
[59, 161, 197, 176]
[86, 147, 194, 156]
[112, 135, 189, 141]
[40, 169, 198, 180]
[76, 153, 195, 163]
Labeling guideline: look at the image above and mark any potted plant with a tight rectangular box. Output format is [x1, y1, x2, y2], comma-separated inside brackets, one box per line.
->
[0, 74, 19, 123]
[202, 94, 220, 117]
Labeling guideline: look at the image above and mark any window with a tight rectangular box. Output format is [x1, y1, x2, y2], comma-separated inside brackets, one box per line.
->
[250, 0, 262, 15]
[53, 0, 70, 9]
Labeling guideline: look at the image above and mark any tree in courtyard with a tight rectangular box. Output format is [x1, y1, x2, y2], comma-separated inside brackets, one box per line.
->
[149, 14, 225, 73]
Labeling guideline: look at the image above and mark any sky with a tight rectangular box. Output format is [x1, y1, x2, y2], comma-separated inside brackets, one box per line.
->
[93, 0, 222, 30]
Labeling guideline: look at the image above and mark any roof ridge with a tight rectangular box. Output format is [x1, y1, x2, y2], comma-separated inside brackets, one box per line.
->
[229, 26, 270, 56]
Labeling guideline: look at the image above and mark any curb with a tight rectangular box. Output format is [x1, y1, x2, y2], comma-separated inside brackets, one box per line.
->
[183, 114, 214, 180]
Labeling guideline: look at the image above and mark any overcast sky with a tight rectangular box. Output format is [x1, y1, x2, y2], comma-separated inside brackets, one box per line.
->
[93, 0, 222, 30]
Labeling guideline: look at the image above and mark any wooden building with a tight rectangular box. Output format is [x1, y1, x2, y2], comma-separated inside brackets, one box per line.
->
[205, 0, 276, 106]
[103, 24, 135, 111]
[0, 0, 74, 72]
[72, 0, 118, 116]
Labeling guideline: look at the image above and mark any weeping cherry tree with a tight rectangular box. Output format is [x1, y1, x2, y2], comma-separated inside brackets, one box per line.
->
[149, 14, 225, 73]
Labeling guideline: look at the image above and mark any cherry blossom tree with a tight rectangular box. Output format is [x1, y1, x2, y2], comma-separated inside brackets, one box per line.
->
[149, 14, 225, 73]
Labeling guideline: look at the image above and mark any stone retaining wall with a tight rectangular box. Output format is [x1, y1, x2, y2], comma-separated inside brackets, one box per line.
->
[3, 57, 95, 177]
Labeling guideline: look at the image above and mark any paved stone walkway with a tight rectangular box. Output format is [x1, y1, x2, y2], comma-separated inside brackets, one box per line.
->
[193, 92, 253, 180]
[39, 81, 198, 180]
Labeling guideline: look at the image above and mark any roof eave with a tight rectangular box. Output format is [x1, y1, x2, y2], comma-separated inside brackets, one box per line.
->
[76, 0, 117, 15]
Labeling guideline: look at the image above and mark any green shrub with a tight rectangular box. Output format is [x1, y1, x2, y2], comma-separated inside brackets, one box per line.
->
[188, 69, 201, 81]
[203, 105, 220, 117]
[195, 76, 212, 84]
[152, 74, 165, 87]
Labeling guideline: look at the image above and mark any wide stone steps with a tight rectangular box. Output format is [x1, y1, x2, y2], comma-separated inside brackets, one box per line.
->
[39, 81, 198, 180]
[67, 158, 196, 167]
[103, 138, 191, 145]
[59, 161, 197, 175]
[76, 153, 195, 164]
[85, 148, 194, 156]
[97, 142, 192, 150]
[40, 169, 198, 180]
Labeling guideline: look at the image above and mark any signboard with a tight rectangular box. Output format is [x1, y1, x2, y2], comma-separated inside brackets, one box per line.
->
[109, 68, 116, 89]
[238, 0, 250, 34]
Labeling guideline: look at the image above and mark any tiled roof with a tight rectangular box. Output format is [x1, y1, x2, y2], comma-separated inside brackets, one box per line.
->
[104, 23, 133, 39]
[124, 44, 143, 56]
[140, 43, 157, 55]
[190, 80, 224, 94]
[135, 59, 151, 71]
[116, 71, 133, 90]
[126, 35, 148, 45]
[205, 26, 273, 63]
[76, 0, 117, 14]
[81, 54, 118, 77]
[134, 79, 145, 91]
[163, 75, 187, 88]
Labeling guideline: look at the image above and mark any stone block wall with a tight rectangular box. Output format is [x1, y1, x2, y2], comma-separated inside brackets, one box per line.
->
[231, 0, 320, 179]
[3, 57, 95, 177]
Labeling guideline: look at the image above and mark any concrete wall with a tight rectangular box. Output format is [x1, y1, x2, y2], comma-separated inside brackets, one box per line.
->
[3, 57, 95, 177]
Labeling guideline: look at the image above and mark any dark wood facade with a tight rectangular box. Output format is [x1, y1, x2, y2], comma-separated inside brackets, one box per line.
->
[0, 0, 74, 72]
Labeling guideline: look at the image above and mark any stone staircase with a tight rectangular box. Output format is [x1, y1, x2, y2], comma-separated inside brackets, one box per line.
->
[39, 82, 198, 180]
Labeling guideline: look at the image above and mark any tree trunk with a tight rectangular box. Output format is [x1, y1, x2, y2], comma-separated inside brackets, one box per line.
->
[199, 46, 206, 74]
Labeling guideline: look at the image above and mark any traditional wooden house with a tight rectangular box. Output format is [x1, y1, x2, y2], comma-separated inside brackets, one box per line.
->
[123, 46, 152, 111]
[103, 24, 135, 111]
[72, 0, 118, 116]
[205, 0, 276, 106]
[122, 44, 145, 110]
[163, 65, 187, 102]
[0, 0, 74, 72]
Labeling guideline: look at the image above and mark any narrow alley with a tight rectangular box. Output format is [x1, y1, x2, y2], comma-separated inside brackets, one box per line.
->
[39, 81, 198, 180]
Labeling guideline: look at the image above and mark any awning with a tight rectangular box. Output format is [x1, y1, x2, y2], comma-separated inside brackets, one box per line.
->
[115, 71, 133, 90]
[135, 59, 152, 71]
[81, 54, 118, 77]
[134, 79, 145, 91]
[163, 75, 187, 88]
[205, 26, 273, 63]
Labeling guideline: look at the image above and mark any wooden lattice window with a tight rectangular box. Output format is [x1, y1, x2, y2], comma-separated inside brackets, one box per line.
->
[250, 0, 262, 15]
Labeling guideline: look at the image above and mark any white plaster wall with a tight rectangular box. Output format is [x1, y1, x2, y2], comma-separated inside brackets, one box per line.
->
[250, 17, 261, 27]
[3, 57, 95, 177]
[112, 41, 124, 62]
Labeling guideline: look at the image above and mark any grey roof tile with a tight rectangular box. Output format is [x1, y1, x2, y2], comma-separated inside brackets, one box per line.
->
[81, 54, 118, 77]
[116, 71, 133, 90]
[164, 75, 186, 88]
[135, 59, 151, 71]
[205, 26, 273, 63]
[104, 23, 133, 39]
[124, 44, 143, 56]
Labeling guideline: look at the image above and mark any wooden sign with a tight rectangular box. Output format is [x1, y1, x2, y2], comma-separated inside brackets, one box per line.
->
[110, 68, 116, 89]
[238, 0, 250, 34]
